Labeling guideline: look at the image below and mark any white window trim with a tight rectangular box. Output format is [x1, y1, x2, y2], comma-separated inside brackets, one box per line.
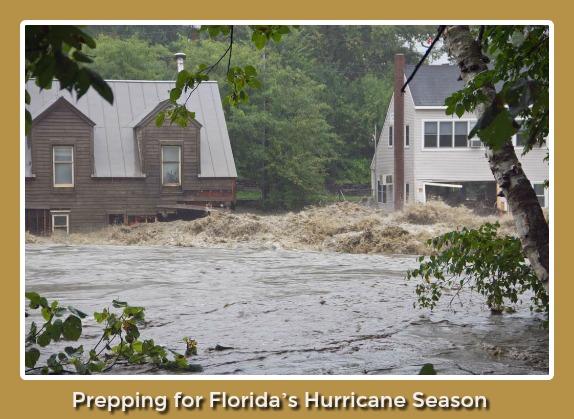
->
[53, 146, 74, 187]
[532, 182, 548, 208]
[161, 145, 182, 186]
[51, 210, 70, 235]
[405, 125, 410, 148]
[382, 174, 394, 204]
[421, 119, 478, 151]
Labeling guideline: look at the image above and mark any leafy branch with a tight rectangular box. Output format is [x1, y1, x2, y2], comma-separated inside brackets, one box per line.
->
[25, 293, 202, 375]
[406, 223, 548, 318]
[156, 25, 296, 128]
[443, 25, 549, 153]
[25, 25, 114, 135]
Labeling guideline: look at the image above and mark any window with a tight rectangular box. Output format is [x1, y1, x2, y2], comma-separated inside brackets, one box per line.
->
[424, 121, 475, 149]
[53, 146, 74, 187]
[439, 122, 453, 147]
[388, 126, 393, 147]
[405, 183, 410, 202]
[405, 125, 410, 147]
[382, 174, 393, 204]
[533, 183, 547, 208]
[424, 122, 437, 147]
[162, 146, 181, 186]
[377, 180, 382, 202]
[51, 211, 70, 234]
[454, 121, 468, 147]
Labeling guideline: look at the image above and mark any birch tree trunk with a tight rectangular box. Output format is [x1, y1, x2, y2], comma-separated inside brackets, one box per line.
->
[442, 25, 550, 290]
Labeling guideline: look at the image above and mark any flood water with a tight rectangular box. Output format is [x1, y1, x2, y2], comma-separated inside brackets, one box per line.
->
[24, 244, 549, 376]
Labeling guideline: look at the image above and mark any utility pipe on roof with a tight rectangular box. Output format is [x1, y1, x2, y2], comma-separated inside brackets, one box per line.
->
[174, 52, 187, 73]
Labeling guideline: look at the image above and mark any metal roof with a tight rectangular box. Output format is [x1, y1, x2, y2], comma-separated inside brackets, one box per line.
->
[26, 79, 237, 178]
[405, 64, 465, 107]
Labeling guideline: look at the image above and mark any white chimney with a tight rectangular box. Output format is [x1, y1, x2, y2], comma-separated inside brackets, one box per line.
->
[174, 52, 186, 73]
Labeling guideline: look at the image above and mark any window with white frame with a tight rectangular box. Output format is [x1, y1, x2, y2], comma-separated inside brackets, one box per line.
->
[405, 183, 410, 202]
[533, 182, 548, 208]
[51, 211, 70, 234]
[513, 124, 544, 149]
[405, 125, 410, 147]
[424, 122, 438, 147]
[424, 121, 476, 149]
[388, 126, 393, 147]
[53, 146, 74, 187]
[161, 146, 181, 186]
[381, 174, 393, 204]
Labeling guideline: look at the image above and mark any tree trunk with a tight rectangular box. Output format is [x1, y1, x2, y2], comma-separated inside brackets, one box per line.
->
[442, 25, 549, 290]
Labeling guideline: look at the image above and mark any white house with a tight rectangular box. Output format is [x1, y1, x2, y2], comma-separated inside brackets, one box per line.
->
[371, 54, 549, 214]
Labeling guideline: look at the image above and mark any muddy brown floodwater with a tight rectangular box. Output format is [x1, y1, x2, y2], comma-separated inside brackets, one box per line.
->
[24, 243, 549, 376]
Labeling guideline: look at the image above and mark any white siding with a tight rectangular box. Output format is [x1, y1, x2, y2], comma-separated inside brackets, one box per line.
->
[403, 86, 416, 205]
[372, 92, 550, 211]
[373, 95, 395, 211]
[414, 109, 492, 182]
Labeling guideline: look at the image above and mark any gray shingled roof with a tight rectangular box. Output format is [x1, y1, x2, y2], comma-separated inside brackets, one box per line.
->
[405, 64, 465, 107]
[26, 79, 237, 178]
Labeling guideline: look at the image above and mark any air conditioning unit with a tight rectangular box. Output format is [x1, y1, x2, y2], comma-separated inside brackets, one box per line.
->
[383, 174, 393, 185]
[469, 139, 482, 148]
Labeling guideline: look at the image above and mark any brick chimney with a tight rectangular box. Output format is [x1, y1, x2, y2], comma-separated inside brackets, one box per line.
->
[393, 54, 405, 211]
[174, 52, 186, 73]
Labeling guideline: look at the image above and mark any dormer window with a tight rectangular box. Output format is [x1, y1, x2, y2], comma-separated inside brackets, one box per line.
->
[161, 146, 181, 186]
[53, 146, 74, 187]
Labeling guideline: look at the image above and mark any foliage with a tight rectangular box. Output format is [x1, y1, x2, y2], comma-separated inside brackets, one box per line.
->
[228, 62, 338, 209]
[406, 223, 548, 315]
[25, 292, 201, 375]
[25, 25, 114, 135]
[157, 25, 297, 127]
[444, 25, 549, 153]
[418, 363, 437, 375]
[86, 35, 174, 80]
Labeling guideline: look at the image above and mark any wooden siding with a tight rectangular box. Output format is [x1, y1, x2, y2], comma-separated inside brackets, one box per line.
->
[25, 101, 235, 233]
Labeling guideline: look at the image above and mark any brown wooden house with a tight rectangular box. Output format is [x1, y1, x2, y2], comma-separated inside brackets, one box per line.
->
[25, 76, 237, 235]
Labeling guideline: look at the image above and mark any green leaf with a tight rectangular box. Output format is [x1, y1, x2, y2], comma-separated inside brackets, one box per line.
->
[175, 70, 192, 89]
[25, 348, 41, 369]
[41, 307, 52, 321]
[244, 65, 257, 77]
[62, 315, 82, 341]
[170, 87, 182, 103]
[251, 31, 267, 50]
[47, 319, 63, 341]
[475, 108, 516, 149]
[67, 306, 87, 319]
[47, 354, 63, 373]
[155, 111, 166, 128]
[65, 345, 84, 357]
[72, 50, 93, 64]
[112, 300, 128, 308]
[455, 103, 465, 118]
[73, 359, 88, 375]
[26, 322, 38, 344]
[37, 330, 52, 347]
